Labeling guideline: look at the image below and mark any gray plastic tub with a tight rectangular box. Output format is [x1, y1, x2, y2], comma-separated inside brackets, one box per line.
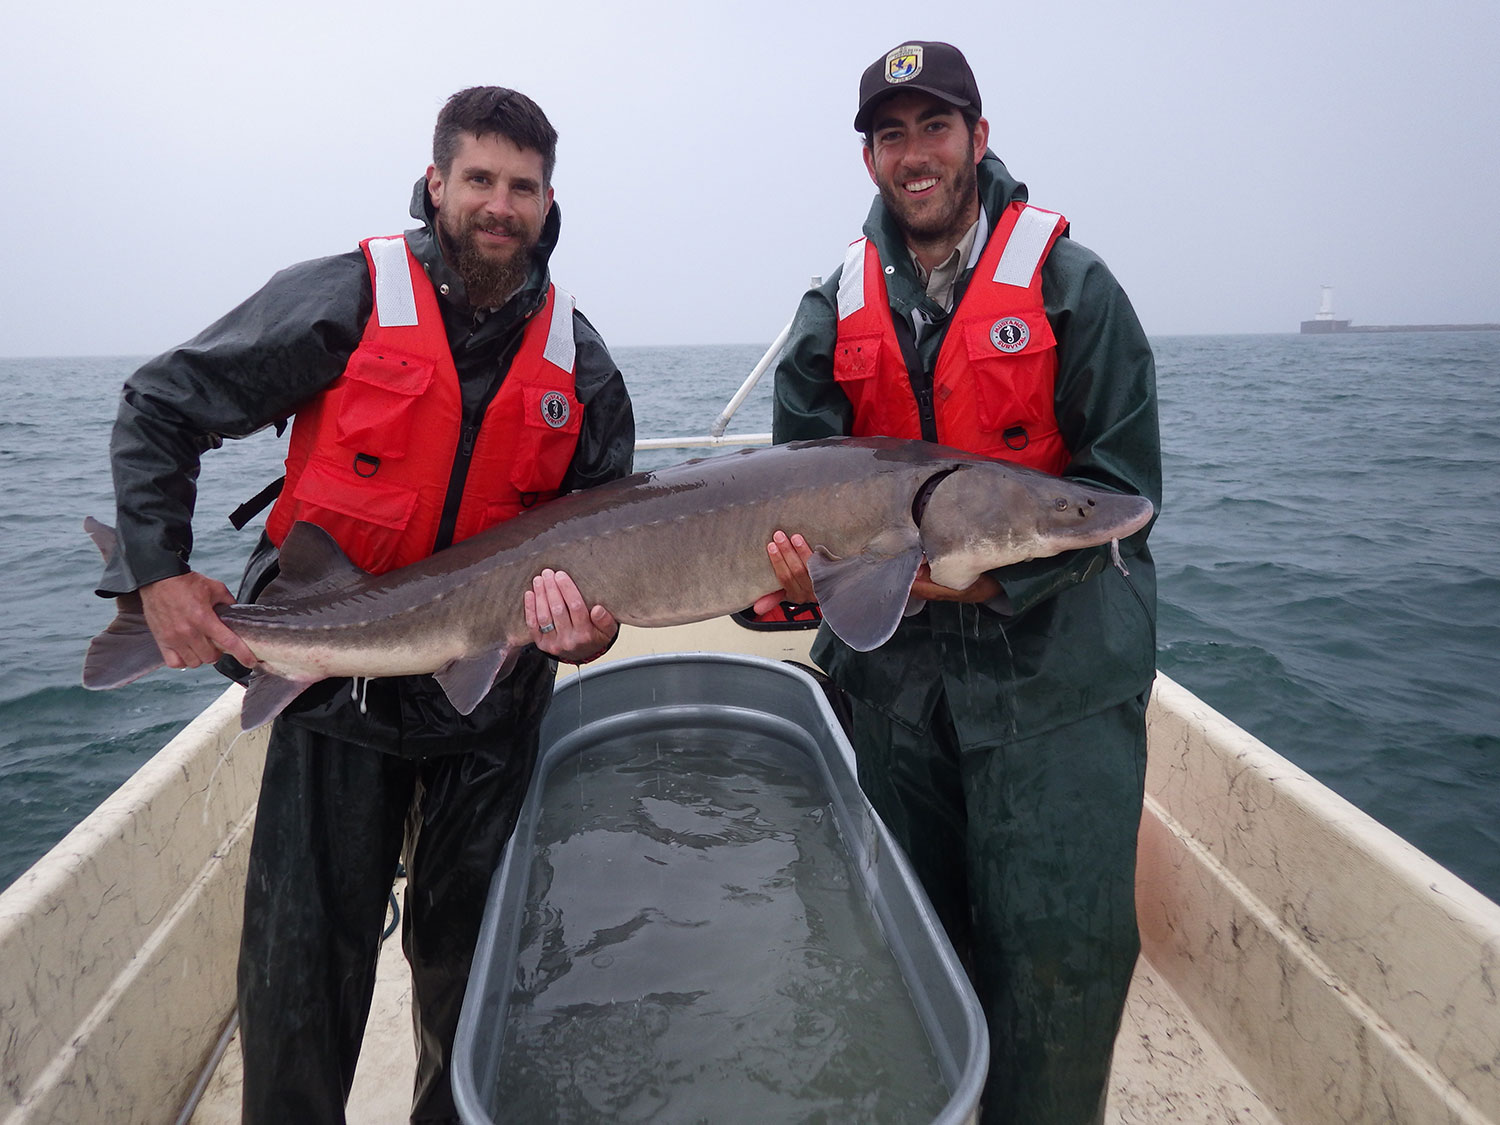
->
[453, 653, 987, 1123]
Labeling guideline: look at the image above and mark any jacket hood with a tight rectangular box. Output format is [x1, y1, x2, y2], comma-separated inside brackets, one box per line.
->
[404, 176, 562, 315]
[975, 150, 1028, 217]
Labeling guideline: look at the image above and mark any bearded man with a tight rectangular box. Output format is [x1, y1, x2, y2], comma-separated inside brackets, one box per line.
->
[759, 41, 1161, 1125]
[97, 87, 633, 1123]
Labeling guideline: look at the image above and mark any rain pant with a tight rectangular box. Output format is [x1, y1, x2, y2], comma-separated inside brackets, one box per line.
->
[773, 151, 1161, 1124]
[237, 672, 546, 1122]
[100, 179, 634, 1122]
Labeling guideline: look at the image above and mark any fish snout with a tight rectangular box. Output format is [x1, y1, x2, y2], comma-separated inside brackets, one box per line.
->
[1052, 489, 1154, 540]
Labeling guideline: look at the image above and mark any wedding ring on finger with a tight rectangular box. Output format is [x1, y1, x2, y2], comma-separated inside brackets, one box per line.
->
[539, 623, 556, 635]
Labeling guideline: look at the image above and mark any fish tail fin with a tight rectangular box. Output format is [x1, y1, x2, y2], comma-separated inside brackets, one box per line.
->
[83, 514, 117, 561]
[83, 593, 167, 688]
[82, 517, 166, 689]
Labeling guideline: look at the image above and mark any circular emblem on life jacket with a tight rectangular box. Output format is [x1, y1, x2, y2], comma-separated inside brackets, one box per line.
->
[990, 317, 1030, 353]
[539, 391, 570, 429]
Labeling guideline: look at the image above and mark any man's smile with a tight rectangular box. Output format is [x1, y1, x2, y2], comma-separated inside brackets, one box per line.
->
[903, 176, 939, 194]
[476, 222, 519, 243]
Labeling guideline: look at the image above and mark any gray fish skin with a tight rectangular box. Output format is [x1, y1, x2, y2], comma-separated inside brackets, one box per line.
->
[83, 437, 1153, 729]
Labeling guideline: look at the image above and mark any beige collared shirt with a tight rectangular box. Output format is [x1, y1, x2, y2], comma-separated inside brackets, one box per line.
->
[909, 217, 983, 314]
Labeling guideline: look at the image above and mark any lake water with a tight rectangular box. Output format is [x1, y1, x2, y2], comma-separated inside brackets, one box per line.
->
[1, 332, 1497, 903]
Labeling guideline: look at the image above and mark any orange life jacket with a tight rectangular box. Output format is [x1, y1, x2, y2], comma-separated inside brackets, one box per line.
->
[266, 235, 583, 574]
[832, 200, 1070, 474]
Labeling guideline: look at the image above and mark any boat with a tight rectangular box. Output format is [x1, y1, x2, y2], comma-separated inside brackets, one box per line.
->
[4, 341, 1499, 1124]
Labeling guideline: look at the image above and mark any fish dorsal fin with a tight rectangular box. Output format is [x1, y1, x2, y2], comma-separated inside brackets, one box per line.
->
[433, 643, 521, 715]
[260, 521, 369, 604]
[807, 528, 923, 652]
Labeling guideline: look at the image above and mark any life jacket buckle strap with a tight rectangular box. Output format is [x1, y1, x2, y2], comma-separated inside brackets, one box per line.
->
[229, 476, 286, 531]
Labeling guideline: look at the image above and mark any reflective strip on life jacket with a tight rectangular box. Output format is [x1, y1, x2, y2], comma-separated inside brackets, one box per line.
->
[992, 205, 1063, 287]
[543, 286, 577, 370]
[837, 238, 869, 321]
[367, 236, 420, 327]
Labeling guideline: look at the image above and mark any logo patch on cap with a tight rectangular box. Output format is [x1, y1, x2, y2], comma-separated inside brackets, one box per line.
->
[539, 390, 571, 429]
[885, 45, 923, 84]
[990, 317, 1030, 353]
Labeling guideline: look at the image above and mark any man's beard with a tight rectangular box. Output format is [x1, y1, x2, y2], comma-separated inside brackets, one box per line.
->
[438, 215, 536, 309]
[877, 142, 979, 251]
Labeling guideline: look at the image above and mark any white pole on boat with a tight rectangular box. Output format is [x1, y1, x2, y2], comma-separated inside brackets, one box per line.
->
[635, 277, 821, 453]
[708, 318, 793, 439]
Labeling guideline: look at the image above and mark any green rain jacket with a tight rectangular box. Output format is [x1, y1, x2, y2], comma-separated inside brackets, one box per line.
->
[773, 152, 1161, 748]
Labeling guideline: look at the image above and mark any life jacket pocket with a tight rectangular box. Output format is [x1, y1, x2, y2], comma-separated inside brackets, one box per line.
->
[334, 346, 438, 460]
[954, 313, 1067, 470]
[280, 455, 420, 574]
[508, 382, 584, 495]
[832, 332, 890, 436]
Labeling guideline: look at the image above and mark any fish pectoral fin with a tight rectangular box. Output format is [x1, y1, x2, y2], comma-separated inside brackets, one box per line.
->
[240, 671, 312, 731]
[807, 541, 924, 652]
[433, 644, 520, 716]
[260, 521, 369, 604]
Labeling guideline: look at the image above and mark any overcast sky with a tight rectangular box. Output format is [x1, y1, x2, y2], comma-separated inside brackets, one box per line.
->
[3, 0, 1497, 356]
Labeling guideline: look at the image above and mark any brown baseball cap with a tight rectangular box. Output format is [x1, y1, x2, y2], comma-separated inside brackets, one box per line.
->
[854, 41, 982, 132]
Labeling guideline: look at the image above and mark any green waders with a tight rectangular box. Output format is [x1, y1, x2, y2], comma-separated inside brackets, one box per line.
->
[236, 720, 539, 1124]
[851, 691, 1148, 1125]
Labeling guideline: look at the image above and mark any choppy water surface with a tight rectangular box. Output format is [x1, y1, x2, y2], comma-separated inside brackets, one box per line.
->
[494, 728, 949, 1122]
[1150, 333, 1500, 879]
[1, 334, 1498, 904]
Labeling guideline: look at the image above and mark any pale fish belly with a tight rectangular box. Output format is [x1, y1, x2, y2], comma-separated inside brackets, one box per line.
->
[242, 628, 467, 682]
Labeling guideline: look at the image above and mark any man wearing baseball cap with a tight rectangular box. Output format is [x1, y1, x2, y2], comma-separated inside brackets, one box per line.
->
[759, 40, 1161, 1124]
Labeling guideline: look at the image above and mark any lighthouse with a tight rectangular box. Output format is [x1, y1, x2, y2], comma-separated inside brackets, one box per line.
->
[1300, 285, 1352, 333]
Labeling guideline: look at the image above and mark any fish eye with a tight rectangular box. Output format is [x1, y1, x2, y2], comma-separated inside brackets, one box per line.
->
[1053, 498, 1069, 511]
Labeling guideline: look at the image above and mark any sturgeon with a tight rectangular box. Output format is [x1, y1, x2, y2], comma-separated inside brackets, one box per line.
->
[83, 436, 1154, 730]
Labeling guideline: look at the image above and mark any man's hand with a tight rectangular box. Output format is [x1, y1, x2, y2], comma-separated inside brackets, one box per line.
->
[752, 531, 816, 616]
[910, 562, 1003, 604]
[525, 569, 619, 663]
[138, 571, 259, 670]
